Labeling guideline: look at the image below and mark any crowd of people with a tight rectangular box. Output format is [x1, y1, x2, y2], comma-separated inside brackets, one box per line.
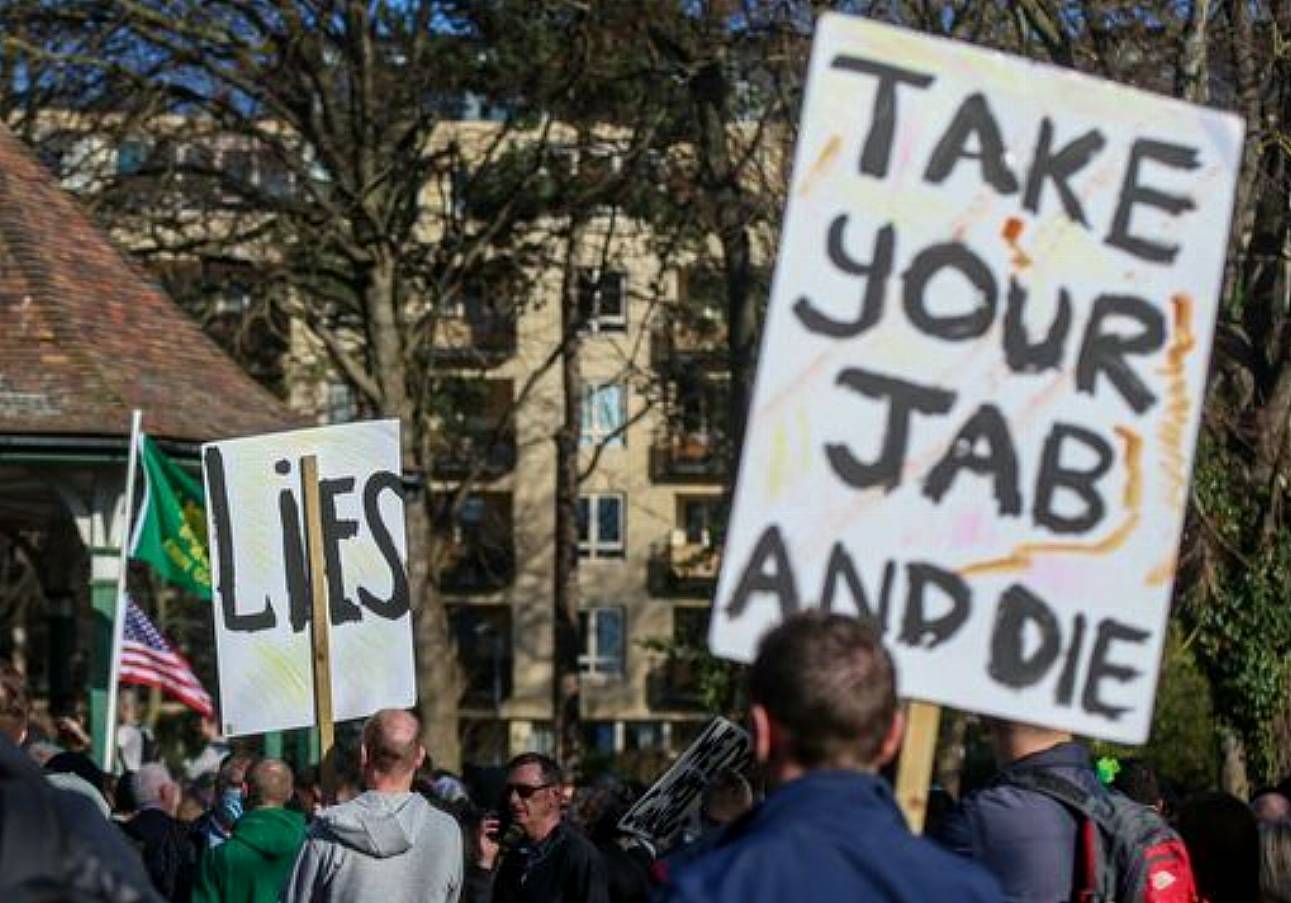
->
[3, 613, 1291, 901]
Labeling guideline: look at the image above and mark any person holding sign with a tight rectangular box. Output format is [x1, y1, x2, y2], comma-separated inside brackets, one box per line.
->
[661, 612, 1000, 902]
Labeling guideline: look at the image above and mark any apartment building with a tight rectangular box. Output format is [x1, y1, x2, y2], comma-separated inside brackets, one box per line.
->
[37, 113, 760, 767]
[291, 230, 735, 766]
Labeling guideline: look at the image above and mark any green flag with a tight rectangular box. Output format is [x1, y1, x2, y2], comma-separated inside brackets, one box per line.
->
[130, 435, 212, 599]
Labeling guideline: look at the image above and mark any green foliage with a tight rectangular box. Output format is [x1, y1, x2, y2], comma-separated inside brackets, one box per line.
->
[1089, 623, 1218, 795]
[639, 634, 746, 719]
[1181, 433, 1291, 784]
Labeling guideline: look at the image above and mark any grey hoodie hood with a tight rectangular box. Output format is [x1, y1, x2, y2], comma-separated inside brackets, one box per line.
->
[316, 791, 430, 858]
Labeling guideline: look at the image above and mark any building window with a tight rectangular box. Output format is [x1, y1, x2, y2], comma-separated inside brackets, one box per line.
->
[577, 493, 624, 559]
[577, 269, 626, 332]
[326, 381, 357, 424]
[581, 383, 626, 447]
[682, 497, 723, 546]
[579, 607, 625, 678]
[674, 606, 710, 648]
[117, 139, 151, 176]
[625, 721, 666, 752]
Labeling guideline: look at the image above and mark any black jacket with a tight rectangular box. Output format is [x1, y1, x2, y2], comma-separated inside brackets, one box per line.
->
[492, 821, 609, 903]
[123, 807, 197, 901]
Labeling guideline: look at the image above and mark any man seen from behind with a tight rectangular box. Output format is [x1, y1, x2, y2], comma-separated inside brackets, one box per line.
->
[192, 757, 305, 903]
[282, 709, 462, 903]
[663, 611, 1001, 902]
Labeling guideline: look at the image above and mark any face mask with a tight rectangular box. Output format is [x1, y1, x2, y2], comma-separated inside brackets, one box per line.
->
[219, 788, 244, 824]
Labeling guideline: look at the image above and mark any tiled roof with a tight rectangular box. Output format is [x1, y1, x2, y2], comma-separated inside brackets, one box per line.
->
[0, 124, 300, 444]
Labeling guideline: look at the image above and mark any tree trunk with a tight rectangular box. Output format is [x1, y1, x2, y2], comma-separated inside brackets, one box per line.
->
[553, 222, 584, 770]
[933, 710, 968, 800]
[409, 494, 462, 771]
[363, 253, 463, 769]
[1219, 729, 1250, 799]
[689, 56, 756, 481]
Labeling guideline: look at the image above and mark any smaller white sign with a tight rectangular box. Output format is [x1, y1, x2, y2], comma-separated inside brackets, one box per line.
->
[203, 419, 415, 736]
[617, 717, 751, 845]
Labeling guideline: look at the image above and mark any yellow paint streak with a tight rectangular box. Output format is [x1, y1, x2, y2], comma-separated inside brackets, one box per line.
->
[960, 425, 1143, 577]
[767, 420, 790, 499]
[1155, 294, 1195, 509]
[798, 134, 842, 197]
[1145, 556, 1176, 587]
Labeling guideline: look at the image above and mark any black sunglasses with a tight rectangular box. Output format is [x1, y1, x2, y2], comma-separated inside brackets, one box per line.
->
[505, 781, 555, 800]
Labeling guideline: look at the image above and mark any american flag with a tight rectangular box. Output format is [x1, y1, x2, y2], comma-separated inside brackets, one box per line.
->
[120, 595, 214, 718]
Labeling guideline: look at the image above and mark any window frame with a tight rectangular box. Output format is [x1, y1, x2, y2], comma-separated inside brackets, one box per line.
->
[576, 268, 627, 333]
[581, 383, 628, 448]
[577, 492, 626, 559]
[578, 606, 626, 679]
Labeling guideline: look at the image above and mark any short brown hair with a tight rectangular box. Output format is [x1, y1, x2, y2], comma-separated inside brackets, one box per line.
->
[0, 660, 28, 742]
[749, 611, 897, 769]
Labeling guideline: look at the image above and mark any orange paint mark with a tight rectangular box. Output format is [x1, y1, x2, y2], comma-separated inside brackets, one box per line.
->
[960, 426, 1143, 577]
[1001, 217, 1032, 268]
[799, 134, 842, 197]
[1145, 556, 1176, 587]
[1155, 294, 1195, 510]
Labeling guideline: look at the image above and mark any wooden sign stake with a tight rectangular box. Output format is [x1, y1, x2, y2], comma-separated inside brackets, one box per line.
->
[895, 701, 941, 834]
[301, 455, 336, 800]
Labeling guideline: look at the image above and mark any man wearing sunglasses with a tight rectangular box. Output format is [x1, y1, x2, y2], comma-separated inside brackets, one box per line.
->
[490, 752, 609, 903]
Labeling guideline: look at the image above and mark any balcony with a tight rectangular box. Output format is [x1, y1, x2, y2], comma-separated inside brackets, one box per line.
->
[431, 379, 515, 481]
[648, 531, 720, 597]
[435, 492, 514, 595]
[651, 314, 727, 371]
[646, 654, 706, 711]
[649, 431, 728, 483]
[450, 605, 513, 710]
[432, 430, 516, 481]
[429, 304, 516, 367]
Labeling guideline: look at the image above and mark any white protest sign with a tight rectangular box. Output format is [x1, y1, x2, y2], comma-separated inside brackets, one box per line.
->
[618, 716, 751, 844]
[202, 419, 415, 736]
[710, 15, 1244, 744]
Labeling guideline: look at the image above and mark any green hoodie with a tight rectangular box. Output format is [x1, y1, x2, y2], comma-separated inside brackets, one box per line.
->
[193, 806, 307, 903]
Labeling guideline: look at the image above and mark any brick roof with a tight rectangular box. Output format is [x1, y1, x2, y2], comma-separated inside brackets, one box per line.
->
[0, 124, 299, 443]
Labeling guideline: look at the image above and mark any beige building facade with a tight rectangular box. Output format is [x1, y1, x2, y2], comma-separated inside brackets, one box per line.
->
[41, 113, 756, 767]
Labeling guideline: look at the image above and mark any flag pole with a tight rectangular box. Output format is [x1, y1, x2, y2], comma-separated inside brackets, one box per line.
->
[102, 409, 143, 774]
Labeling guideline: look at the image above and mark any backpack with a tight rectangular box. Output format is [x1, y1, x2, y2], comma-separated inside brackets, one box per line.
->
[1004, 768, 1197, 903]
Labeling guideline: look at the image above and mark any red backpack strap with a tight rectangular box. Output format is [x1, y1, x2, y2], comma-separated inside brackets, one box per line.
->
[1074, 816, 1100, 902]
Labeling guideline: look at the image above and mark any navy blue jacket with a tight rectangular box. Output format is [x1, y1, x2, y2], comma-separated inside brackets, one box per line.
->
[662, 770, 1002, 903]
[934, 741, 1101, 902]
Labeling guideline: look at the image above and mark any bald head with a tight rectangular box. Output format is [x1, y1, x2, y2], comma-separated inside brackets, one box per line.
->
[361, 709, 423, 786]
[249, 758, 293, 809]
[1253, 791, 1291, 824]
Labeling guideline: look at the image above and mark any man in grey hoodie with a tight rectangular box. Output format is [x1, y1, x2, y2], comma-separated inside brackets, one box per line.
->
[282, 709, 462, 903]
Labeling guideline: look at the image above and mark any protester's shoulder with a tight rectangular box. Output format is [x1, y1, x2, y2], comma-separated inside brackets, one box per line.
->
[416, 794, 463, 839]
[894, 829, 1004, 900]
[665, 826, 804, 903]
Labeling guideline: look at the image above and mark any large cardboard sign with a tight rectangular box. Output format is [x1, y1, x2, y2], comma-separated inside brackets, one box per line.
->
[618, 717, 751, 845]
[710, 15, 1244, 743]
[203, 419, 415, 736]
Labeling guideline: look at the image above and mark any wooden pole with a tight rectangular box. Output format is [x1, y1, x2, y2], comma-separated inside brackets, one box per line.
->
[300, 455, 336, 800]
[895, 701, 941, 834]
